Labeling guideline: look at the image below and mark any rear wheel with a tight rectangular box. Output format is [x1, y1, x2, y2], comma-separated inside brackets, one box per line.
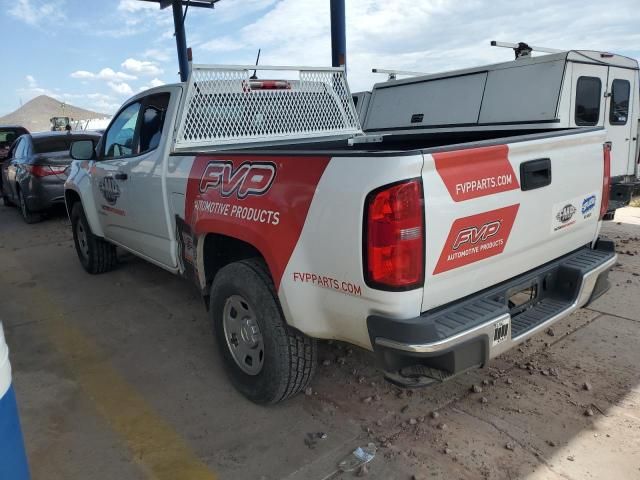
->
[2, 194, 13, 207]
[210, 258, 317, 404]
[71, 202, 117, 274]
[18, 189, 39, 224]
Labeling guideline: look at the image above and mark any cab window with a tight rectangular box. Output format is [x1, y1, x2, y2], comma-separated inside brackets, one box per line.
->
[575, 76, 601, 126]
[609, 79, 630, 125]
[139, 93, 170, 154]
[103, 102, 142, 159]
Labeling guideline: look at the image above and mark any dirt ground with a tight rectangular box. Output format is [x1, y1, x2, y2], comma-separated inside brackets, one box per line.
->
[1, 204, 639, 480]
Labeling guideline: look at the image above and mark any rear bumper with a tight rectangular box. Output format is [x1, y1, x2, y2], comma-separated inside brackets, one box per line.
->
[23, 177, 65, 212]
[367, 240, 616, 380]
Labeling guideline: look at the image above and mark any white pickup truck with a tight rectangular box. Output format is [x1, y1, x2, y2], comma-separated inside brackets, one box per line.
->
[65, 65, 616, 404]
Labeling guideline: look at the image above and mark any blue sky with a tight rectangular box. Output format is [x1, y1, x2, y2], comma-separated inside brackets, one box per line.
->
[1, 0, 638, 116]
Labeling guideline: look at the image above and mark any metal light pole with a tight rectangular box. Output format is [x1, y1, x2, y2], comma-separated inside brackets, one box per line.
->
[330, 0, 346, 73]
[171, 1, 190, 81]
[138, 0, 219, 82]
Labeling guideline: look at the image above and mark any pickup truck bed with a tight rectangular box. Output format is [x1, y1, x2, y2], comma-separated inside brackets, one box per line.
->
[64, 65, 616, 403]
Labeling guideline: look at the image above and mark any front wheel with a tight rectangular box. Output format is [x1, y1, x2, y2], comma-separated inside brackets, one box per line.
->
[71, 202, 117, 274]
[210, 258, 317, 404]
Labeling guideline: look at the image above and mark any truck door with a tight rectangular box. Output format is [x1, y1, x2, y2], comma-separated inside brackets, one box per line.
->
[93, 92, 175, 268]
[604, 67, 636, 178]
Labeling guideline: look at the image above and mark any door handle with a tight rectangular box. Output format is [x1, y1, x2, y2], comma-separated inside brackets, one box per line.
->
[520, 158, 551, 191]
[114, 172, 128, 181]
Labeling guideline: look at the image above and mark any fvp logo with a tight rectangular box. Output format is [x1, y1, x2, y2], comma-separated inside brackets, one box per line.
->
[199, 161, 276, 198]
[452, 220, 501, 250]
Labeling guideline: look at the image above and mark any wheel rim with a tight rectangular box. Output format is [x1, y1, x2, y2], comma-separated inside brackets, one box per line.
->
[75, 221, 90, 261]
[222, 295, 264, 376]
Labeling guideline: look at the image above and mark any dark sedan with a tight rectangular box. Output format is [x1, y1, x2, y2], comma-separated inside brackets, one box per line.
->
[1, 131, 101, 223]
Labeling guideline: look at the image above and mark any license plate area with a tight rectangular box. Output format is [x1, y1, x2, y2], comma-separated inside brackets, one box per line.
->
[507, 281, 539, 316]
[492, 317, 510, 346]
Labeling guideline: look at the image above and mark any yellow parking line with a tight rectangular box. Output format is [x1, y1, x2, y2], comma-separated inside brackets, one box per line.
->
[3, 256, 217, 480]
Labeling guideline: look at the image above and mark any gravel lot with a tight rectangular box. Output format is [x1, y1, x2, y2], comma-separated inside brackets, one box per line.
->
[0, 204, 638, 480]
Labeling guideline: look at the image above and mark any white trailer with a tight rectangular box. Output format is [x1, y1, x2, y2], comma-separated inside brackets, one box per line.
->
[358, 50, 640, 213]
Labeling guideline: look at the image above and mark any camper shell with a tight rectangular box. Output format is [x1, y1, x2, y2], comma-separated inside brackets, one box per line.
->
[358, 50, 640, 211]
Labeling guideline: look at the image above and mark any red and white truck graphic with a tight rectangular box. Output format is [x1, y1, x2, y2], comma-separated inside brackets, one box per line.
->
[64, 65, 616, 404]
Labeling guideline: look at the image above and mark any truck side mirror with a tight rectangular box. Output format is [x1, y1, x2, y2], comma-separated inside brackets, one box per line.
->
[70, 140, 96, 160]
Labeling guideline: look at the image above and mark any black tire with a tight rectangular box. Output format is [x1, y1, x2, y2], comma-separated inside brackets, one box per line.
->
[2, 194, 13, 207]
[71, 202, 117, 274]
[18, 188, 40, 224]
[210, 258, 317, 404]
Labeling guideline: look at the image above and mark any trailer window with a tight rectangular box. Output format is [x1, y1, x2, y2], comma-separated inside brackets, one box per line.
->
[609, 79, 630, 126]
[575, 76, 601, 126]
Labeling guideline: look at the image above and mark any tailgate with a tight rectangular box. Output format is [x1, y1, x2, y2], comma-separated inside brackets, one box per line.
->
[421, 129, 606, 312]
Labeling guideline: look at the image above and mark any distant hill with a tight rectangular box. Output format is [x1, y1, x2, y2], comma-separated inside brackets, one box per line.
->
[0, 95, 108, 133]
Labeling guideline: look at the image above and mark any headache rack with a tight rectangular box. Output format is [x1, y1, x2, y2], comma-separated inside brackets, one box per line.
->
[173, 64, 362, 150]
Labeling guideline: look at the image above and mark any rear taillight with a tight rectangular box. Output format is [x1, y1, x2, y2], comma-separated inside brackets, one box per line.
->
[600, 142, 611, 219]
[365, 179, 424, 290]
[25, 165, 67, 177]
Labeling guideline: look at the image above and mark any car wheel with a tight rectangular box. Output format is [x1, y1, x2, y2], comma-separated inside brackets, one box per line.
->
[18, 189, 39, 224]
[2, 194, 13, 207]
[71, 202, 117, 274]
[210, 258, 317, 404]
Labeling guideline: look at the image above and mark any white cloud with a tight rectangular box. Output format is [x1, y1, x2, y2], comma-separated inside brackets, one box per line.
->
[70, 68, 137, 81]
[199, 37, 245, 53]
[8, 0, 65, 26]
[138, 78, 166, 92]
[143, 48, 173, 63]
[16, 75, 59, 100]
[97, 68, 137, 81]
[210, 0, 279, 22]
[25, 75, 37, 88]
[191, 0, 637, 93]
[121, 58, 164, 76]
[117, 0, 157, 12]
[108, 81, 134, 96]
[70, 70, 95, 80]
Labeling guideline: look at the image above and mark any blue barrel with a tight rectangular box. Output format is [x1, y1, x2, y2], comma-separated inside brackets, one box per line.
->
[0, 323, 30, 480]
